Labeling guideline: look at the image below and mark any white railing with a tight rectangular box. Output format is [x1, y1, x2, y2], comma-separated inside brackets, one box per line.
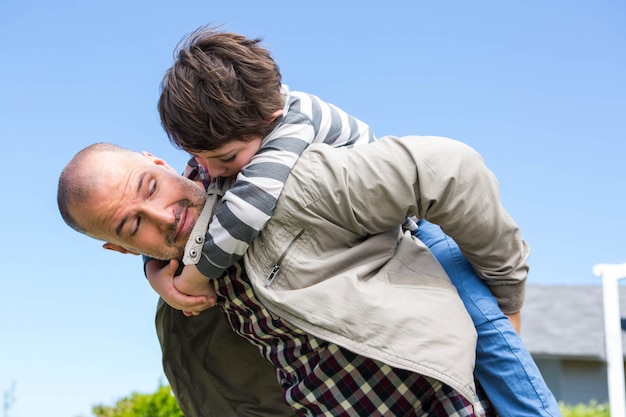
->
[594, 262, 626, 417]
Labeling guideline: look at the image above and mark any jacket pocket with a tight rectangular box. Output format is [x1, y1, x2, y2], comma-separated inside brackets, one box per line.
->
[264, 229, 305, 287]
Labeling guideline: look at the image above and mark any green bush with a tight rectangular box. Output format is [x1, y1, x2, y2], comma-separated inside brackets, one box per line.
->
[92, 386, 615, 417]
[91, 384, 183, 417]
[559, 401, 610, 417]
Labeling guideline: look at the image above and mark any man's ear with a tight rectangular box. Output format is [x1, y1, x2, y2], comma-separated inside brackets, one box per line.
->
[103, 242, 141, 256]
[141, 151, 177, 173]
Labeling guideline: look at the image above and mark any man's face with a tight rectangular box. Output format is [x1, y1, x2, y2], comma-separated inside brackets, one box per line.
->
[72, 151, 206, 260]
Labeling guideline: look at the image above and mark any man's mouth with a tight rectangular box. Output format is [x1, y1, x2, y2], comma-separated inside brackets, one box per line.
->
[174, 207, 190, 243]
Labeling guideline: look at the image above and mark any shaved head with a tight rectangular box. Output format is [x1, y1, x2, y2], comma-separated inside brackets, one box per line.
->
[57, 143, 137, 238]
[58, 143, 207, 259]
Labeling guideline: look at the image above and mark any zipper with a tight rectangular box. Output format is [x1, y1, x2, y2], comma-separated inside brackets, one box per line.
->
[264, 229, 305, 287]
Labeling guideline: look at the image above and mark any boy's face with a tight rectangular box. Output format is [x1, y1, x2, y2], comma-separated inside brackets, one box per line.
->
[193, 137, 262, 178]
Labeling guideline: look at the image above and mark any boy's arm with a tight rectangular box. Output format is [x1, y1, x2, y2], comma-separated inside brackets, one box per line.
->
[189, 93, 374, 279]
[298, 135, 529, 314]
[174, 264, 215, 300]
[145, 258, 215, 313]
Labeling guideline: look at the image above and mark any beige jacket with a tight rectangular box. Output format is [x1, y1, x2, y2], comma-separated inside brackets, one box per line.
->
[173, 134, 530, 413]
[241, 135, 530, 408]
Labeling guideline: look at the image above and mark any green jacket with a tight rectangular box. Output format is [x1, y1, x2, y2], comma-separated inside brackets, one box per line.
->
[156, 300, 296, 417]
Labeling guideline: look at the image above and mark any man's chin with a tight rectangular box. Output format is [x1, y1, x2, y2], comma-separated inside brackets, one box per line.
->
[145, 247, 185, 262]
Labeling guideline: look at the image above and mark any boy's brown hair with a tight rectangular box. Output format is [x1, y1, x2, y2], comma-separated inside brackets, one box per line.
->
[158, 26, 283, 152]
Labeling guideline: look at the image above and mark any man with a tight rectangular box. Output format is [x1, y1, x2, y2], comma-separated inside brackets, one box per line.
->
[57, 135, 560, 416]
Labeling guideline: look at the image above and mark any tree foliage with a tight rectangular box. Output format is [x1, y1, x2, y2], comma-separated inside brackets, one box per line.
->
[90, 385, 613, 417]
[559, 401, 610, 417]
[91, 384, 183, 417]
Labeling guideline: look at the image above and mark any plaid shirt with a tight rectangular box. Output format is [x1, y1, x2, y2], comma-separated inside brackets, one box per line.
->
[185, 159, 495, 416]
[212, 259, 494, 417]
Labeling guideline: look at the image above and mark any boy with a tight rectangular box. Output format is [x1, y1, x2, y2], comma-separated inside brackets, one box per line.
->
[149, 26, 559, 416]
[151, 26, 376, 291]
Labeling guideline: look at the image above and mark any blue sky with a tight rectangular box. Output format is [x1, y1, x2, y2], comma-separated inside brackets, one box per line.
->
[1, 1, 624, 416]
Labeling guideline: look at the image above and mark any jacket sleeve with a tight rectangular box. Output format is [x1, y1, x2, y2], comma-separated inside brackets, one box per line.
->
[192, 90, 375, 279]
[298, 135, 529, 314]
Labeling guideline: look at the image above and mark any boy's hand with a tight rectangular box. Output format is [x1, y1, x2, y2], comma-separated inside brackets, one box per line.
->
[506, 311, 521, 334]
[146, 259, 216, 314]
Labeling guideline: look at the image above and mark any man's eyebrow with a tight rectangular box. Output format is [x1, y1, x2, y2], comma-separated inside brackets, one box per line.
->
[114, 173, 146, 237]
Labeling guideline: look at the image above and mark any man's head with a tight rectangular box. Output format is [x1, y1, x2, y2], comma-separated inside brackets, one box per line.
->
[158, 25, 284, 153]
[57, 143, 206, 260]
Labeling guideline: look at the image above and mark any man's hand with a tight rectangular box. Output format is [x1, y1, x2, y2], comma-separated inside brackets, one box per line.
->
[146, 259, 216, 315]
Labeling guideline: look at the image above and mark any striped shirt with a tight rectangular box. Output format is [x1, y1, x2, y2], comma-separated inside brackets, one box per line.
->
[190, 85, 376, 279]
[214, 259, 494, 417]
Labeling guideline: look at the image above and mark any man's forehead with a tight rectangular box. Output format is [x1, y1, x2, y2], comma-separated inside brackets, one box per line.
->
[76, 152, 145, 235]
[91, 151, 159, 190]
[90, 149, 144, 169]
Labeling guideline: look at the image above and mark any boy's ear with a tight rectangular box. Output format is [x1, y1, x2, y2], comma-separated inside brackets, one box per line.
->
[103, 242, 141, 256]
[141, 151, 177, 173]
[268, 109, 283, 123]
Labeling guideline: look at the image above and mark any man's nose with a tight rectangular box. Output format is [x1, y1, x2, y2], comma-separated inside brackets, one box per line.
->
[143, 202, 175, 226]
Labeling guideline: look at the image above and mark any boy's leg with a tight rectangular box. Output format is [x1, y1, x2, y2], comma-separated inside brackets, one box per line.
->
[415, 220, 561, 417]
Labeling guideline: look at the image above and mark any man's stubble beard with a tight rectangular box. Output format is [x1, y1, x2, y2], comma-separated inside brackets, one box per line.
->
[148, 176, 207, 261]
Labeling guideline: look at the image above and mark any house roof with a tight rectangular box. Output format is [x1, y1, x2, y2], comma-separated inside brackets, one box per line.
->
[522, 285, 626, 360]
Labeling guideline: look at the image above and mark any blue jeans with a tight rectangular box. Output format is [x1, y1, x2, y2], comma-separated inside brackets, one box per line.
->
[416, 220, 561, 417]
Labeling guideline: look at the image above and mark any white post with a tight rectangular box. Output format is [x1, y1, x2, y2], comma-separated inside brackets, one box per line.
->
[594, 262, 626, 417]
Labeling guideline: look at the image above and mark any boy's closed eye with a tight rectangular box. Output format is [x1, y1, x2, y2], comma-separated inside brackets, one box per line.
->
[220, 154, 237, 163]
